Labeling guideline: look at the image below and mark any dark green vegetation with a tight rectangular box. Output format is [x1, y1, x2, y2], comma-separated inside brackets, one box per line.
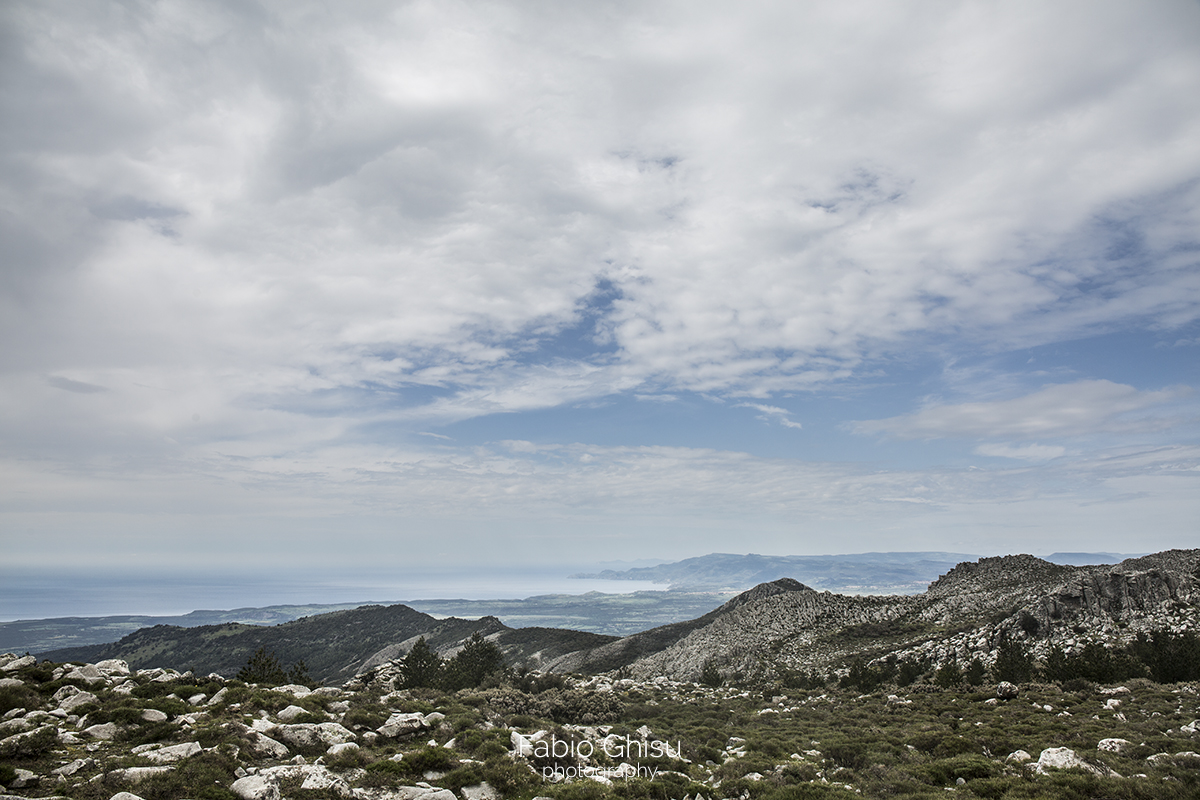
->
[39, 606, 616, 686]
[2, 651, 1199, 800]
[0, 604, 383, 655]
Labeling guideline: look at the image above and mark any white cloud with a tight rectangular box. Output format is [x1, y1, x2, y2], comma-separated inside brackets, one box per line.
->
[2, 2, 1200, 582]
[854, 380, 1191, 440]
[974, 443, 1066, 461]
[737, 403, 803, 429]
[2, 0, 1198, 415]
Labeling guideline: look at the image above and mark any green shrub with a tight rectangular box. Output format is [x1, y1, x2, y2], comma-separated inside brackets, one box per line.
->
[340, 707, 384, 731]
[0, 685, 41, 715]
[0, 724, 57, 757]
[915, 753, 997, 784]
[480, 756, 539, 798]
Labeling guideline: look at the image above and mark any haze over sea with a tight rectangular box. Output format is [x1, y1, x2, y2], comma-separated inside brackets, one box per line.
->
[0, 568, 668, 622]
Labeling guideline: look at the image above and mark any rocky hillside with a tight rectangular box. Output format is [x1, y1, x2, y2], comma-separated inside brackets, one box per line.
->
[3, 650, 1200, 800]
[40, 606, 615, 686]
[548, 550, 1200, 682]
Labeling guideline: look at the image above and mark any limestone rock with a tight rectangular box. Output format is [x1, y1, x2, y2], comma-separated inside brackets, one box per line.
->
[66, 665, 105, 684]
[277, 705, 308, 722]
[298, 765, 353, 796]
[60, 690, 99, 712]
[8, 768, 38, 788]
[140, 709, 168, 723]
[106, 767, 172, 784]
[327, 742, 360, 757]
[273, 684, 312, 698]
[96, 659, 131, 676]
[377, 712, 427, 738]
[52, 758, 92, 777]
[995, 682, 1019, 699]
[231, 775, 281, 800]
[460, 782, 500, 800]
[2, 655, 35, 672]
[510, 730, 533, 756]
[1006, 750, 1032, 764]
[84, 722, 120, 740]
[139, 741, 202, 763]
[109, 792, 146, 800]
[275, 722, 355, 750]
[245, 732, 291, 759]
[1035, 747, 1119, 777]
[1098, 738, 1133, 753]
[0, 718, 32, 737]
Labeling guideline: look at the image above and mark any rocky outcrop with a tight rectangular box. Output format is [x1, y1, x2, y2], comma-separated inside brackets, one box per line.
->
[545, 550, 1200, 681]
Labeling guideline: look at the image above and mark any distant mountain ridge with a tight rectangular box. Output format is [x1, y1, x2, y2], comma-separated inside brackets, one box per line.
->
[572, 551, 980, 592]
[40, 605, 615, 684]
[34, 550, 1200, 690]
[548, 549, 1200, 681]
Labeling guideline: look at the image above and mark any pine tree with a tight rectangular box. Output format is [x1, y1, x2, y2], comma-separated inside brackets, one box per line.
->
[441, 633, 505, 690]
[993, 634, 1033, 684]
[237, 647, 288, 686]
[399, 637, 442, 689]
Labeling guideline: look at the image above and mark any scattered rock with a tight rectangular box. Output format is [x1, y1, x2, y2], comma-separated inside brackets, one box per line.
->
[106, 766, 172, 784]
[245, 732, 291, 759]
[275, 722, 356, 750]
[83, 722, 120, 740]
[460, 782, 500, 800]
[96, 659, 131, 675]
[996, 682, 1019, 699]
[1098, 738, 1132, 753]
[1036, 747, 1119, 777]
[231, 774, 281, 800]
[8, 768, 38, 788]
[2, 655, 35, 672]
[59, 691, 99, 712]
[139, 741, 202, 763]
[327, 742, 359, 757]
[378, 712, 428, 738]
[277, 705, 309, 722]
[1006, 750, 1032, 764]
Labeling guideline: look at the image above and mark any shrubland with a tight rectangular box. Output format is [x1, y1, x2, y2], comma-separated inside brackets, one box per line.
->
[2, 645, 1199, 800]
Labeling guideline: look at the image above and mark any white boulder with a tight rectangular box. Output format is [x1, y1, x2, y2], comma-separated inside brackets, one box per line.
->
[231, 775, 281, 800]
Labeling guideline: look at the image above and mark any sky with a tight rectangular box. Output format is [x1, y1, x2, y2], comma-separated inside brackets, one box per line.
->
[2, 0, 1199, 614]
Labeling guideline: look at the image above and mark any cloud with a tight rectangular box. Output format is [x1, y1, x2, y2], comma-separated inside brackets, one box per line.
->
[974, 443, 1066, 461]
[737, 403, 803, 429]
[1, 1, 1198, 416]
[46, 376, 107, 394]
[2, 2, 1200, 581]
[853, 380, 1190, 440]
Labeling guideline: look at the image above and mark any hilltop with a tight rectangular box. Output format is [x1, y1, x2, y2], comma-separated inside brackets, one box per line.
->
[39, 606, 614, 686]
[548, 550, 1200, 682]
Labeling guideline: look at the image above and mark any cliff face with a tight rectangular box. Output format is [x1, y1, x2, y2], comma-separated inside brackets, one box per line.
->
[548, 550, 1200, 682]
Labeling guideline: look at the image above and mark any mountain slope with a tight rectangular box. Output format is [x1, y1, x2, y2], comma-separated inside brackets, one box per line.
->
[41, 604, 616, 684]
[548, 550, 1200, 682]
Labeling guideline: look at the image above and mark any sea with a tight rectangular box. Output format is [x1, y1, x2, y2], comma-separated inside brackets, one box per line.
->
[0, 567, 669, 622]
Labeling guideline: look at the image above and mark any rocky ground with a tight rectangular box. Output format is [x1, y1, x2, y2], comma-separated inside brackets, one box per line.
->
[3, 652, 1200, 800]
